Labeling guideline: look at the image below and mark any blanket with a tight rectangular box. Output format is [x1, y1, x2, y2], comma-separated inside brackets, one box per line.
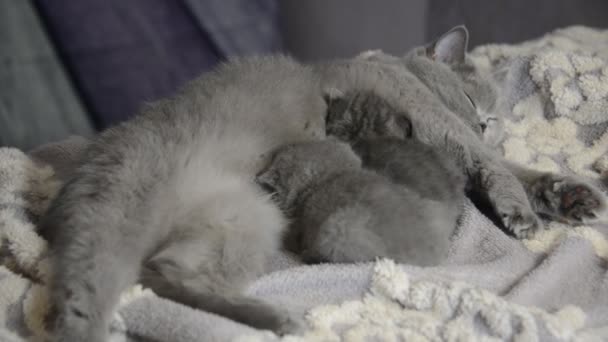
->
[1, 26, 608, 342]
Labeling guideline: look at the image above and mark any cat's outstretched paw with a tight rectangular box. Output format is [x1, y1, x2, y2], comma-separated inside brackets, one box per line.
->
[540, 176, 607, 224]
[496, 201, 542, 239]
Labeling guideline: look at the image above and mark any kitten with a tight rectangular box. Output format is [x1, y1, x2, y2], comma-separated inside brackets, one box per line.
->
[256, 139, 463, 266]
[324, 89, 467, 211]
[324, 89, 412, 143]
[41, 56, 327, 342]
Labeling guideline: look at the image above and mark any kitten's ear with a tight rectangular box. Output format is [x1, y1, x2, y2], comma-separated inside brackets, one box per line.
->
[426, 25, 469, 66]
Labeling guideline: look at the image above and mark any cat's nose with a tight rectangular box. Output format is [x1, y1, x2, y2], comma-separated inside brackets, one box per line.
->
[480, 122, 487, 132]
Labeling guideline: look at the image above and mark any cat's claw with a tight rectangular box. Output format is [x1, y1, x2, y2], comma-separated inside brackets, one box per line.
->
[497, 202, 542, 239]
[543, 177, 607, 225]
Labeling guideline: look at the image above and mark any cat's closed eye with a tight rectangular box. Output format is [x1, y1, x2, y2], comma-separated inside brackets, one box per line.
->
[464, 92, 476, 109]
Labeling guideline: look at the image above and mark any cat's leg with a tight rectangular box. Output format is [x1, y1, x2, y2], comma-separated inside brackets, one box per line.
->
[40, 124, 178, 342]
[441, 134, 540, 238]
[43, 206, 149, 342]
[503, 160, 607, 224]
[140, 238, 302, 335]
[473, 156, 542, 239]
[140, 185, 302, 335]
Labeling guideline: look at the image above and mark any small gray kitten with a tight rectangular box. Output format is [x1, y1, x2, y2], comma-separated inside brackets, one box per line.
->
[324, 88, 467, 207]
[256, 139, 463, 266]
[324, 89, 412, 143]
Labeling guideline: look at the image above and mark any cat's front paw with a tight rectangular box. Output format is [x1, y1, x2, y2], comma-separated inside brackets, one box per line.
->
[496, 201, 542, 239]
[541, 176, 607, 224]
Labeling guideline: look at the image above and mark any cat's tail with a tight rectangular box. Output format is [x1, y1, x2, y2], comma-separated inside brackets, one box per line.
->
[141, 262, 303, 334]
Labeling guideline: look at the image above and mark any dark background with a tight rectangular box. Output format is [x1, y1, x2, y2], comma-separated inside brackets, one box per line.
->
[2, 0, 607, 149]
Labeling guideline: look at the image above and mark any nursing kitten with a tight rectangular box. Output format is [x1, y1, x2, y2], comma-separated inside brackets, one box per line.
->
[41, 56, 327, 342]
[324, 89, 412, 143]
[256, 139, 462, 266]
[324, 89, 466, 211]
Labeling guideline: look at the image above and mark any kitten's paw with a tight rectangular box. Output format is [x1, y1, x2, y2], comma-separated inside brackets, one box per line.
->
[542, 176, 607, 224]
[496, 201, 542, 239]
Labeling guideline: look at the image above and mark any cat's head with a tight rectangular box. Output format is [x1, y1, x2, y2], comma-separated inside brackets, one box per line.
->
[356, 26, 505, 147]
[324, 89, 412, 144]
[256, 139, 361, 212]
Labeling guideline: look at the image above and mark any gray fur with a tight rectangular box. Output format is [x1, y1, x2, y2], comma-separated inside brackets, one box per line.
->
[323, 25, 606, 236]
[41, 56, 325, 342]
[256, 139, 461, 266]
[320, 54, 542, 239]
[352, 138, 466, 209]
[40, 25, 608, 342]
[325, 90, 412, 143]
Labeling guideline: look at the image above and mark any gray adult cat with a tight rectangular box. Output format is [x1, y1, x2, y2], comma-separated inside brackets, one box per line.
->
[317, 25, 606, 235]
[256, 138, 465, 266]
[41, 56, 327, 342]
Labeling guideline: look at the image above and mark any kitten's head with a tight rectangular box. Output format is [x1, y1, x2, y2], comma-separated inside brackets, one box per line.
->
[324, 89, 412, 144]
[256, 139, 361, 212]
[357, 26, 505, 147]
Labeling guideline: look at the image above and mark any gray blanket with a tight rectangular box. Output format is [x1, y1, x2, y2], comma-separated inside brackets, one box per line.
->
[1, 26, 607, 342]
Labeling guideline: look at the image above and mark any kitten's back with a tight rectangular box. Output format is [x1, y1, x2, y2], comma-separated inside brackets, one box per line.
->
[298, 168, 453, 266]
[353, 138, 467, 205]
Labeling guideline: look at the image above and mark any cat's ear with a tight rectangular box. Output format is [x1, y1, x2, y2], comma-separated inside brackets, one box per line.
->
[322, 87, 345, 105]
[426, 25, 469, 66]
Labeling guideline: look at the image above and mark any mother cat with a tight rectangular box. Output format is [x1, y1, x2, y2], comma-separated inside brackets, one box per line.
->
[41, 26, 606, 341]
[343, 26, 605, 226]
